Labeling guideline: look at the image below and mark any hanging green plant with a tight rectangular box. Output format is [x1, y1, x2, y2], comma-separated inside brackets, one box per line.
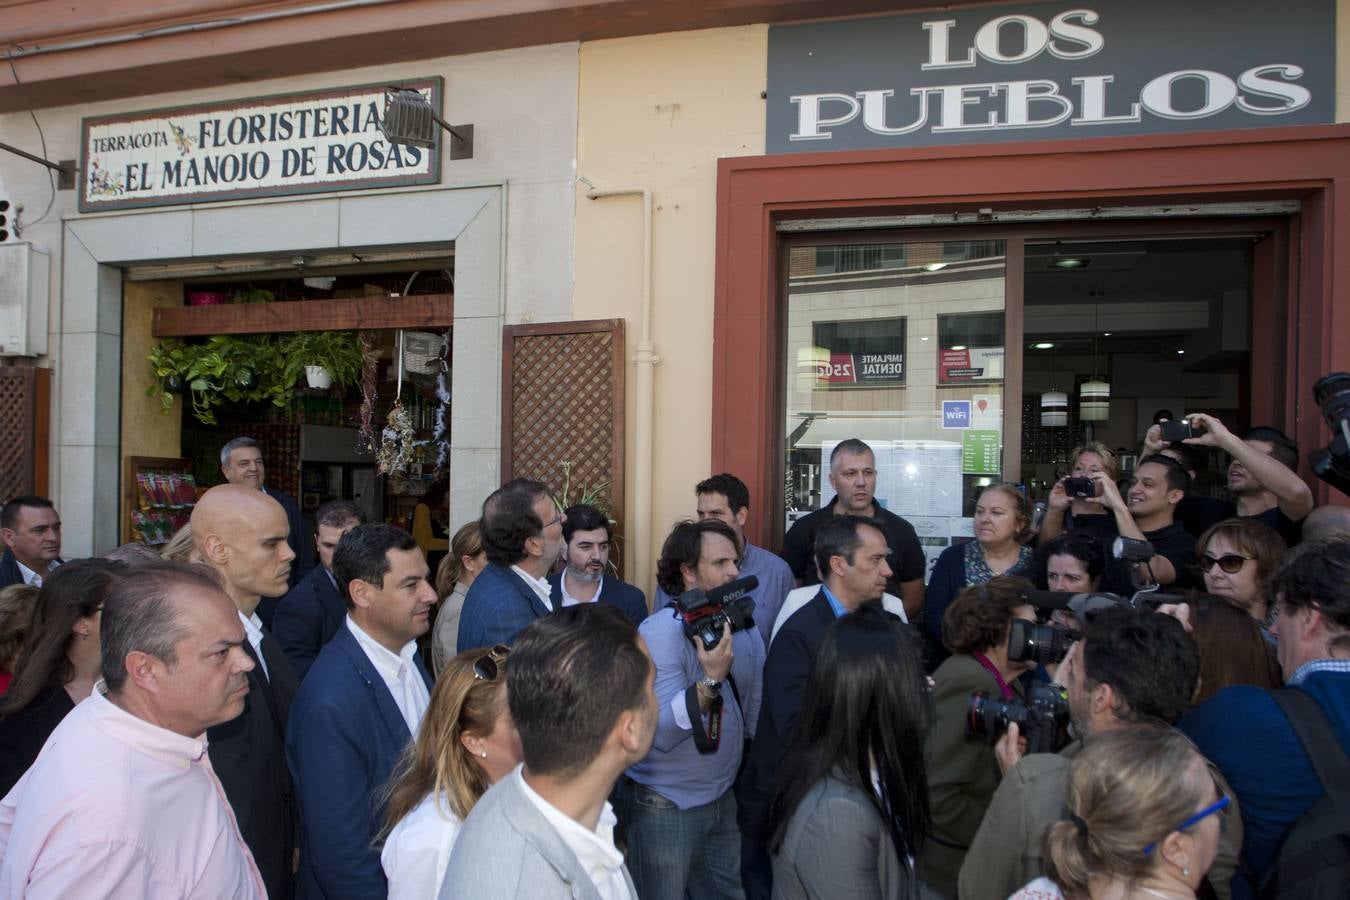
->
[147, 334, 286, 425]
[279, 330, 363, 389]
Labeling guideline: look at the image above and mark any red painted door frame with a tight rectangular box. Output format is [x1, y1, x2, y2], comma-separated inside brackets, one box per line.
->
[713, 125, 1350, 549]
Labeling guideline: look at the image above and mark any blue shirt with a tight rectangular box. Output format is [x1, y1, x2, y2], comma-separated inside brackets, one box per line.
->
[818, 583, 847, 619]
[654, 542, 795, 647]
[1180, 665, 1350, 889]
[625, 603, 765, 810]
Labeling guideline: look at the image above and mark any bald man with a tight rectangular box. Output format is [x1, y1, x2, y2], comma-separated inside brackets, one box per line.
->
[1302, 504, 1350, 542]
[192, 485, 300, 900]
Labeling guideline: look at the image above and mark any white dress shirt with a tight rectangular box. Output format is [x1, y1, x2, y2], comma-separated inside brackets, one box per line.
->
[15, 559, 57, 588]
[560, 572, 603, 607]
[515, 766, 632, 900]
[346, 616, 430, 736]
[382, 791, 463, 900]
[511, 565, 554, 612]
[238, 611, 269, 681]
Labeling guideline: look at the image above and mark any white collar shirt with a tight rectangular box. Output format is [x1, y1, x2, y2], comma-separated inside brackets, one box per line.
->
[511, 565, 554, 612]
[345, 616, 430, 737]
[514, 766, 632, 900]
[560, 572, 604, 607]
[238, 611, 269, 681]
[15, 558, 57, 588]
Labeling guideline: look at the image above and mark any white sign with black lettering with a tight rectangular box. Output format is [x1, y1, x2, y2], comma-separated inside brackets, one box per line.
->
[79, 79, 442, 212]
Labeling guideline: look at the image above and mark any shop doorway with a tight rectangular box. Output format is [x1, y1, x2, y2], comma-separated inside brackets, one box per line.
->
[779, 225, 1268, 573]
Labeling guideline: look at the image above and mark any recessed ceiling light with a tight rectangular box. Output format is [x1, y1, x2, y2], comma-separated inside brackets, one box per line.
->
[924, 262, 948, 272]
[949, 345, 967, 351]
[1053, 258, 1086, 269]
[1033, 342, 1055, 350]
[1177, 349, 1185, 355]
[1103, 332, 1112, 337]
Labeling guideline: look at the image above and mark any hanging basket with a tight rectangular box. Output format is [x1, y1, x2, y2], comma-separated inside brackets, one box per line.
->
[305, 365, 333, 389]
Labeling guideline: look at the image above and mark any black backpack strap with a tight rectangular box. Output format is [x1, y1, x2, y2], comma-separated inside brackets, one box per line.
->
[1269, 688, 1350, 800]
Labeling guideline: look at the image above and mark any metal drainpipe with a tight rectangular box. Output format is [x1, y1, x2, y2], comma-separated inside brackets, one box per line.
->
[583, 185, 656, 599]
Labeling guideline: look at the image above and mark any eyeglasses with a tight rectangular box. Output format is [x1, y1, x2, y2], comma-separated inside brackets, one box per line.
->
[1143, 789, 1231, 855]
[1198, 553, 1253, 574]
[473, 644, 510, 682]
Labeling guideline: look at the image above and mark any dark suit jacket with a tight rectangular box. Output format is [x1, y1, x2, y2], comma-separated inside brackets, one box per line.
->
[0, 549, 60, 589]
[457, 562, 551, 651]
[739, 590, 836, 841]
[272, 566, 347, 682]
[0, 549, 22, 589]
[208, 631, 299, 900]
[286, 622, 433, 900]
[547, 572, 648, 627]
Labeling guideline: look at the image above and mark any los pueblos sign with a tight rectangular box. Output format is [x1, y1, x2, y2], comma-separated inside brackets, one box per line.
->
[766, 0, 1333, 152]
[79, 79, 443, 212]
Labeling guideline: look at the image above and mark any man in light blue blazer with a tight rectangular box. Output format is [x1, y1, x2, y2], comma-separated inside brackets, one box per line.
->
[440, 603, 657, 899]
[286, 524, 437, 900]
[457, 478, 566, 650]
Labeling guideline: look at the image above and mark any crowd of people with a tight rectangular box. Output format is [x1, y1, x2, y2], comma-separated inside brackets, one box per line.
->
[0, 414, 1347, 900]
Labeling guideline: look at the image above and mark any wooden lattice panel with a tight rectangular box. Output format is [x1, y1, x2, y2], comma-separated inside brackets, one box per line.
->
[0, 366, 50, 502]
[501, 321, 625, 548]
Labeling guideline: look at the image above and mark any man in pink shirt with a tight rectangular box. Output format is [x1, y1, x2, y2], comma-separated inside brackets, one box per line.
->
[0, 562, 266, 899]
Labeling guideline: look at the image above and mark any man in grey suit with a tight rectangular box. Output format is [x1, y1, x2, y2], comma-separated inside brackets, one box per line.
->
[440, 603, 657, 899]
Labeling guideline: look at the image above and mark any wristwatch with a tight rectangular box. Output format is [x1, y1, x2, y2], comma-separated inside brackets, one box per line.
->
[698, 676, 722, 698]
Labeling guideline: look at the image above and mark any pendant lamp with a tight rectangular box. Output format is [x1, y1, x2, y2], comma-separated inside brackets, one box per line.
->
[1079, 302, 1111, 421]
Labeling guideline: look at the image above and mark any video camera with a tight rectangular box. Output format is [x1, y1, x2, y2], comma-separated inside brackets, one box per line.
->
[966, 682, 1072, 754]
[1309, 372, 1350, 497]
[674, 575, 758, 651]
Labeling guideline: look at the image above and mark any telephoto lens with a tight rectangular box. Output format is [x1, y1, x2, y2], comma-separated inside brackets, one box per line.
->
[1007, 618, 1079, 666]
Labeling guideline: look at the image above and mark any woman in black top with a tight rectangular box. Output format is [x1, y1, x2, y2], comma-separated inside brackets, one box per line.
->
[0, 559, 122, 795]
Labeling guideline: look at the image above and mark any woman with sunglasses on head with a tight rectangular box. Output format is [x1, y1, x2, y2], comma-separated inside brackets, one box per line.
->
[1194, 518, 1286, 638]
[1011, 727, 1229, 900]
[0, 559, 121, 796]
[768, 604, 931, 900]
[379, 644, 522, 899]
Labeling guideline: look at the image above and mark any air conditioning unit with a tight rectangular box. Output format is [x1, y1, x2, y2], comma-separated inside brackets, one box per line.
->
[0, 243, 50, 357]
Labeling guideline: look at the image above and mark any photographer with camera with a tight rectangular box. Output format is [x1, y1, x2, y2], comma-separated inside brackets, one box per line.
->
[1144, 415, 1313, 547]
[959, 605, 1247, 900]
[1087, 454, 1199, 589]
[615, 519, 765, 900]
[917, 576, 1037, 898]
[1037, 443, 1122, 549]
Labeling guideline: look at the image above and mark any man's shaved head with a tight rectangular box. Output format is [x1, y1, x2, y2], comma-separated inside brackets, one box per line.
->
[190, 485, 295, 615]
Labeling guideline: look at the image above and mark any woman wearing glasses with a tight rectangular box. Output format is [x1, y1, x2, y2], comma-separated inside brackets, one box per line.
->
[768, 604, 931, 900]
[380, 644, 522, 899]
[1011, 728, 1228, 900]
[1194, 518, 1286, 637]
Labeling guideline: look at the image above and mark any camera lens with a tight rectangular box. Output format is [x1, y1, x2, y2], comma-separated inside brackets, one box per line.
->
[1313, 373, 1350, 430]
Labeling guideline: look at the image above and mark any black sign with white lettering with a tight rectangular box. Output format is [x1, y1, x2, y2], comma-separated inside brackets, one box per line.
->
[766, 0, 1332, 153]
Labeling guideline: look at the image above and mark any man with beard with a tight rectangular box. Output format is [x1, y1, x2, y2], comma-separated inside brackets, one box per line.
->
[548, 503, 647, 626]
[960, 606, 1242, 900]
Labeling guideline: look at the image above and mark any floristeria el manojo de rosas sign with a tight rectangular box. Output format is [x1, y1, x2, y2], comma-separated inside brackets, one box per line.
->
[78, 78, 443, 212]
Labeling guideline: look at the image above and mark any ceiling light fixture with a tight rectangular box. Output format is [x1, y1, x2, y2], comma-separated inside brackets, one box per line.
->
[1080, 304, 1111, 422]
[1053, 258, 1086, 269]
[1033, 342, 1055, 350]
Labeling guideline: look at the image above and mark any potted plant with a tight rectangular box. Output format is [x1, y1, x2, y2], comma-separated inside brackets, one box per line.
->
[281, 331, 363, 390]
[147, 334, 282, 424]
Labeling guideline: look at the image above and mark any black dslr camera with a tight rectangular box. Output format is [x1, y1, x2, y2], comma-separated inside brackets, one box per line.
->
[966, 682, 1072, 755]
[674, 575, 758, 651]
[1310, 373, 1350, 497]
[1008, 619, 1079, 666]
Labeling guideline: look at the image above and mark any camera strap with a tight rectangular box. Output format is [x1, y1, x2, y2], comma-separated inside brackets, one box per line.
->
[685, 684, 723, 754]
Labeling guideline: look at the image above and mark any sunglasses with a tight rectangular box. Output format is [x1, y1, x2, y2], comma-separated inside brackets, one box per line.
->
[1199, 553, 1253, 574]
[473, 644, 511, 682]
[1143, 784, 1231, 855]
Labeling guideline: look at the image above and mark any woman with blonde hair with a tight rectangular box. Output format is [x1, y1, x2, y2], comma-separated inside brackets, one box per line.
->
[1011, 728, 1229, 900]
[431, 520, 487, 674]
[1039, 442, 1123, 548]
[380, 644, 522, 898]
[159, 522, 200, 563]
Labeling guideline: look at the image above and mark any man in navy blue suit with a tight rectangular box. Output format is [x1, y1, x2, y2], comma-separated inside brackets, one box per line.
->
[286, 523, 437, 900]
[548, 503, 648, 626]
[272, 500, 365, 681]
[457, 478, 565, 651]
